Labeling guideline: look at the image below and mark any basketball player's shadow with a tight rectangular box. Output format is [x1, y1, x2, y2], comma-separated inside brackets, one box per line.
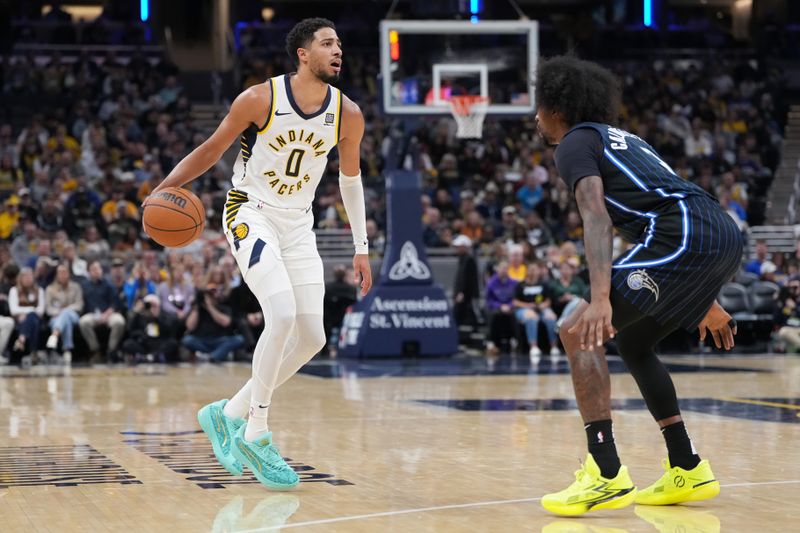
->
[212, 494, 300, 532]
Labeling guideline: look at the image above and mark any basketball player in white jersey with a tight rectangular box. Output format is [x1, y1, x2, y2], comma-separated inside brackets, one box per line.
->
[148, 18, 371, 490]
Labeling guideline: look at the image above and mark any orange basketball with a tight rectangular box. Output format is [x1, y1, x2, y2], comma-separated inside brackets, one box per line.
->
[142, 187, 205, 248]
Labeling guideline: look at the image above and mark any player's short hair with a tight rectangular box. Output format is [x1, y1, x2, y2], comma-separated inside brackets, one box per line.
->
[535, 55, 621, 126]
[285, 18, 336, 66]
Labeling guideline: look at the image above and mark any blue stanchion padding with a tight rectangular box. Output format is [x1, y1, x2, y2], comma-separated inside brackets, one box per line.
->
[379, 171, 433, 286]
[338, 170, 458, 358]
[338, 285, 457, 357]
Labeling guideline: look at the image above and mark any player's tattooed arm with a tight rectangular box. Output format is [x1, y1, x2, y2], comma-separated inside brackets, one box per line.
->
[569, 175, 616, 349]
[575, 176, 613, 301]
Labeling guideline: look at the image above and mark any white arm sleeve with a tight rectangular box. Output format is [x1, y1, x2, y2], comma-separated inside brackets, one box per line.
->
[339, 171, 369, 255]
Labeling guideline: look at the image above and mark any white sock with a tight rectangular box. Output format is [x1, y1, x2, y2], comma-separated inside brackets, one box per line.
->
[223, 379, 251, 419]
[245, 400, 270, 440]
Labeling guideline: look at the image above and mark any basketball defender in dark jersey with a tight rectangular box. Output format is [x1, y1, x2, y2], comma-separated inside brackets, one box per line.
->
[534, 56, 742, 516]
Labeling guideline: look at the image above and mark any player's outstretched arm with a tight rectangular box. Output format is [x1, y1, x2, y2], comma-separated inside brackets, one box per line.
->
[152, 85, 270, 193]
[337, 96, 372, 296]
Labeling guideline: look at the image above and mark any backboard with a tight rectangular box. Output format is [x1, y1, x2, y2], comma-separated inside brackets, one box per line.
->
[379, 20, 538, 116]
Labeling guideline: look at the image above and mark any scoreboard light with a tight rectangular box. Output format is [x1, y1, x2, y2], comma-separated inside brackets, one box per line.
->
[390, 30, 400, 61]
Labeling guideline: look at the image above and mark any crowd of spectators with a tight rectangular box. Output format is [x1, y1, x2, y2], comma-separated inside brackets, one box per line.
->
[0, 30, 789, 363]
[0, 49, 292, 364]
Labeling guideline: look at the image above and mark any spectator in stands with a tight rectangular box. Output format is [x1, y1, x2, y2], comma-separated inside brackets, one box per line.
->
[37, 198, 64, 235]
[9, 267, 45, 357]
[0, 264, 17, 364]
[204, 265, 232, 302]
[157, 262, 194, 321]
[229, 279, 262, 352]
[460, 210, 484, 244]
[26, 239, 52, 270]
[507, 244, 527, 282]
[549, 260, 587, 319]
[0, 155, 22, 198]
[102, 190, 140, 249]
[10, 221, 38, 267]
[123, 261, 157, 310]
[499, 206, 519, 242]
[525, 211, 553, 248]
[365, 219, 385, 256]
[62, 241, 88, 279]
[33, 256, 56, 289]
[559, 241, 581, 267]
[718, 191, 747, 231]
[108, 258, 128, 311]
[513, 263, 560, 358]
[452, 235, 481, 328]
[760, 261, 778, 283]
[422, 207, 447, 247]
[684, 119, 713, 158]
[746, 239, 768, 275]
[516, 172, 543, 213]
[218, 255, 241, 289]
[79, 225, 110, 261]
[485, 260, 518, 355]
[562, 211, 584, 243]
[476, 182, 502, 223]
[0, 195, 21, 240]
[716, 171, 748, 211]
[44, 263, 83, 361]
[182, 283, 244, 362]
[64, 184, 103, 238]
[121, 294, 180, 363]
[323, 265, 357, 356]
[778, 278, 800, 353]
[80, 260, 126, 363]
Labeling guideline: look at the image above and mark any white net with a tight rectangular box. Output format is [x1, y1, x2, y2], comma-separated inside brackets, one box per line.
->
[449, 96, 489, 139]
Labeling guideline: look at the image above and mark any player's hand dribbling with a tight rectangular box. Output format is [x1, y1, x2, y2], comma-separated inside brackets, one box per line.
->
[568, 299, 615, 350]
[698, 301, 737, 350]
[353, 254, 372, 296]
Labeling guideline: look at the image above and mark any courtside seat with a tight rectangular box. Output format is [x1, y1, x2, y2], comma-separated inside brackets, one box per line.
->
[749, 281, 779, 319]
[735, 271, 759, 287]
[718, 282, 756, 322]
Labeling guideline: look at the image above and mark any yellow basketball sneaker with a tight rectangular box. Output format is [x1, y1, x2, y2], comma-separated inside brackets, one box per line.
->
[635, 459, 719, 505]
[541, 454, 637, 516]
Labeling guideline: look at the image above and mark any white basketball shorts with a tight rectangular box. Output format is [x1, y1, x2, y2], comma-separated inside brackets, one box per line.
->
[223, 195, 323, 287]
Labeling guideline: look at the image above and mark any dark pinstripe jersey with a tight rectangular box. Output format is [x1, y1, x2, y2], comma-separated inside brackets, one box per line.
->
[555, 122, 743, 330]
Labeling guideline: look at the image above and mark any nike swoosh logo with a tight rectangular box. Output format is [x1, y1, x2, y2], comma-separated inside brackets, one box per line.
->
[275, 111, 291, 116]
[258, 404, 269, 409]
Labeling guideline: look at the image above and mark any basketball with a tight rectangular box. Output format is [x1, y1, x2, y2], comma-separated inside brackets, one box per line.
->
[142, 187, 205, 248]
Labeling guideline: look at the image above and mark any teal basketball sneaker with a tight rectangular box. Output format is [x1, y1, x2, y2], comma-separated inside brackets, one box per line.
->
[197, 399, 246, 476]
[231, 424, 299, 490]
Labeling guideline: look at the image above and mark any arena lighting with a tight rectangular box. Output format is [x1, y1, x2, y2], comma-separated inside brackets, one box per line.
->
[140, 0, 149, 22]
[470, 0, 481, 23]
[389, 30, 400, 61]
[644, 0, 652, 27]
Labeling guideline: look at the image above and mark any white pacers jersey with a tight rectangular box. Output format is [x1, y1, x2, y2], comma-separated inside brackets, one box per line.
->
[229, 74, 343, 213]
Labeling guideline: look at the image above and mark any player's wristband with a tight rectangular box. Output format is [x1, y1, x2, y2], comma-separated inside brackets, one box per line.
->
[339, 171, 368, 255]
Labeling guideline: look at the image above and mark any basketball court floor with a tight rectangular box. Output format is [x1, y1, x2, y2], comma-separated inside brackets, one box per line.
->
[0, 353, 798, 532]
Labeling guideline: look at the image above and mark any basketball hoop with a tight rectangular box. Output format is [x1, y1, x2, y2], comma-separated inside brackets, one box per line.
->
[449, 95, 489, 139]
